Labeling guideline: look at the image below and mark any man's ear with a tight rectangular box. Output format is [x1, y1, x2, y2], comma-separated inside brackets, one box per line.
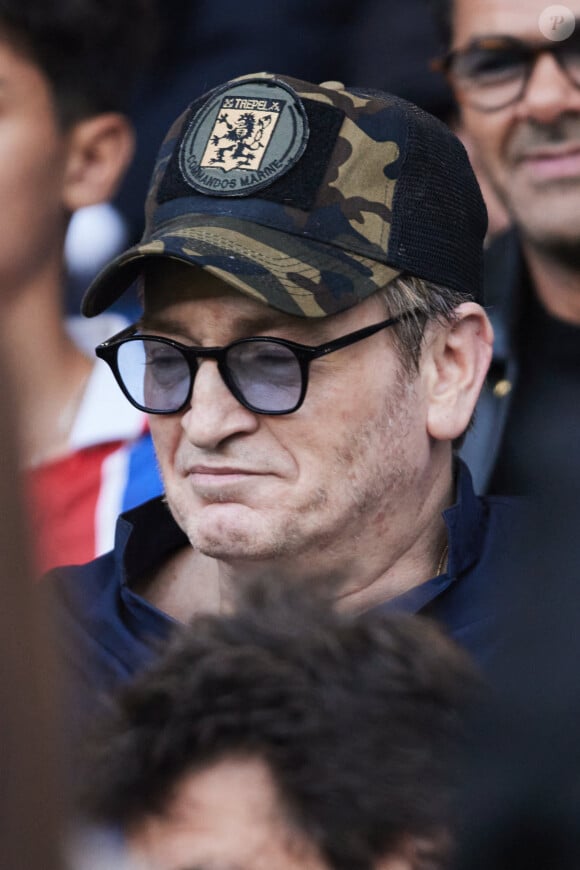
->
[425, 302, 493, 442]
[62, 113, 135, 212]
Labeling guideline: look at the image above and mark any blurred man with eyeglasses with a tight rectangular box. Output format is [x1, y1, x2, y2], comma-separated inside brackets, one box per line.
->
[431, 0, 580, 498]
[52, 73, 524, 734]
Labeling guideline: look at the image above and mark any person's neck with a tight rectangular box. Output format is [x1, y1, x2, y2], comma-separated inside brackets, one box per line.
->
[1, 270, 93, 468]
[332, 458, 452, 614]
[143, 459, 454, 622]
[522, 241, 580, 325]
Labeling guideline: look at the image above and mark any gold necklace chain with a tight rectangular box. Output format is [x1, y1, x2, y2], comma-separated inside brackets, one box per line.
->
[436, 543, 449, 576]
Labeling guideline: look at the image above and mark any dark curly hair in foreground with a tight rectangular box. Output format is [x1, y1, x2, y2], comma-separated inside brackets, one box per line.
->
[83, 585, 482, 870]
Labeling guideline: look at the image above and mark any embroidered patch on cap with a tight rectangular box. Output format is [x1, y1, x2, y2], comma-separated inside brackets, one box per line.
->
[178, 78, 309, 197]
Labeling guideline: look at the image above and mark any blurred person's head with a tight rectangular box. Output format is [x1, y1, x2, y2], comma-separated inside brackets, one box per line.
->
[84, 585, 481, 870]
[431, 0, 580, 254]
[0, 351, 63, 869]
[0, 0, 155, 124]
[0, 0, 155, 297]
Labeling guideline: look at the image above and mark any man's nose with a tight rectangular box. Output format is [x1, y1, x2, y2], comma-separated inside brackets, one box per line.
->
[180, 358, 259, 449]
[517, 51, 580, 124]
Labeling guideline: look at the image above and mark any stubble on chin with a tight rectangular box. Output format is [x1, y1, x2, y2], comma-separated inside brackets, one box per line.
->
[182, 485, 332, 562]
[517, 209, 580, 267]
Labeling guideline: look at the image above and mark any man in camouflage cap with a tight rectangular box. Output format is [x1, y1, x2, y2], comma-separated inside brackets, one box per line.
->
[53, 73, 519, 725]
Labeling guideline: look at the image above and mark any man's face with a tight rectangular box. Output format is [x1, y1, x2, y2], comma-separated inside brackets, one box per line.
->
[0, 37, 74, 297]
[128, 757, 329, 870]
[143, 263, 433, 580]
[451, 0, 580, 248]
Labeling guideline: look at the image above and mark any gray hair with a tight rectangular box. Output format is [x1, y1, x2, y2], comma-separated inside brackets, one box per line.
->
[381, 274, 471, 374]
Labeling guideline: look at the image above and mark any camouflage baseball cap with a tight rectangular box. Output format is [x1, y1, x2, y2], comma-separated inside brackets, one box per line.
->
[82, 72, 487, 318]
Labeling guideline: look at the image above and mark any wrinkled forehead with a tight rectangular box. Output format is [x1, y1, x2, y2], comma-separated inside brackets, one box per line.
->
[452, 0, 580, 45]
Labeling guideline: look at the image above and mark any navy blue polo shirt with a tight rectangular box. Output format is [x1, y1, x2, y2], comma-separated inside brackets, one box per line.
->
[52, 460, 523, 733]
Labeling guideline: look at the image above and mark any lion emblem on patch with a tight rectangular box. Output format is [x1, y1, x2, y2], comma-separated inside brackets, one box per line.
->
[178, 78, 309, 196]
[200, 99, 283, 173]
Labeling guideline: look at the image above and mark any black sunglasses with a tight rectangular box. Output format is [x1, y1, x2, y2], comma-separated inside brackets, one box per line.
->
[432, 29, 580, 111]
[96, 310, 418, 416]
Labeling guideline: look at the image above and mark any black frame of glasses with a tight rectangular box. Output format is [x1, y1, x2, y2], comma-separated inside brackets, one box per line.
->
[96, 310, 417, 416]
[432, 29, 580, 111]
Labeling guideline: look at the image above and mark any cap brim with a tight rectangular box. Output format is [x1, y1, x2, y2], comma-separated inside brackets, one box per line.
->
[82, 215, 400, 318]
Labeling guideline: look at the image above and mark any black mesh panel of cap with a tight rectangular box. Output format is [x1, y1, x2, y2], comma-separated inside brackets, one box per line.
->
[387, 103, 487, 303]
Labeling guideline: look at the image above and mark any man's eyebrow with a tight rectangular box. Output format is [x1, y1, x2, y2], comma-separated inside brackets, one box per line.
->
[137, 314, 195, 337]
[138, 312, 330, 343]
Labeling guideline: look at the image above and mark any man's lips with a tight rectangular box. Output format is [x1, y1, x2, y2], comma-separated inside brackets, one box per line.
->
[515, 145, 580, 180]
[189, 465, 261, 476]
[185, 466, 269, 503]
[187, 465, 265, 490]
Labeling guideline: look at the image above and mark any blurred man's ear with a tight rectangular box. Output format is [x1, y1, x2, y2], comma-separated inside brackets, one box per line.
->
[424, 302, 493, 442]
[62, 113, 135, 212]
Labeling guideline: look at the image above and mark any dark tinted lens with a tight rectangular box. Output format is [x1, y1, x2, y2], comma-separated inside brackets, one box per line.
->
[559, 32, 580, 85]
[452, 40, 528, 108]
[456, 45, 526, 84]
[226, 340, 303, 412]
[117, 339, 192, 412]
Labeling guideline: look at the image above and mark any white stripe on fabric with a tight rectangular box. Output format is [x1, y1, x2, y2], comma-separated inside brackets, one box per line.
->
[67, 313, 147, 451]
